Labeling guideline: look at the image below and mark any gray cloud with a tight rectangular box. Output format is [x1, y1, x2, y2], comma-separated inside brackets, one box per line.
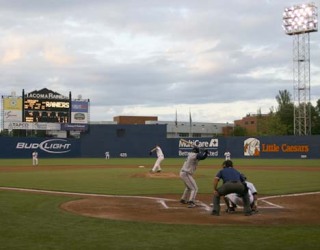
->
[0, 0, 319, 123]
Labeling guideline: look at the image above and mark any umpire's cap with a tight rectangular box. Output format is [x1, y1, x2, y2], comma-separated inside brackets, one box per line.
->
[224, 160, 233, 168]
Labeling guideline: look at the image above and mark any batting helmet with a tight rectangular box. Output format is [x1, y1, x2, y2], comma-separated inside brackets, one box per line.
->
[192, 147, 200, 153]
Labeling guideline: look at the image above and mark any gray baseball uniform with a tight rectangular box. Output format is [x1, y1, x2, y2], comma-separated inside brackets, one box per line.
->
[180, 149, 208, 206]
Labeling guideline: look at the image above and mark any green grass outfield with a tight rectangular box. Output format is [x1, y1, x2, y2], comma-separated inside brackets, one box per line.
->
[0, 158, 319, 250]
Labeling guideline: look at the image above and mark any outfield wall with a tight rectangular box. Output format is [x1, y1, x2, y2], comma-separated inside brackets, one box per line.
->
[0, 124, 320, 159]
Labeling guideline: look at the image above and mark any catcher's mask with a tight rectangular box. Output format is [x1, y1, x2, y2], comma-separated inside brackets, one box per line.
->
[192, 147, 200, 153]
[241, 173, 247, 180]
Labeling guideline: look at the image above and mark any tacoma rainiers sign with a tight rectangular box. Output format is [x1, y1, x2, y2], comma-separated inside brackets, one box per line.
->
[23, 88, 70, 123]
[25, 89, 68, 99]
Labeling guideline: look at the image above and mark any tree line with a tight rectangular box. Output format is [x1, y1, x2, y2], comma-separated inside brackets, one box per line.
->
[233, 90, 320, 136]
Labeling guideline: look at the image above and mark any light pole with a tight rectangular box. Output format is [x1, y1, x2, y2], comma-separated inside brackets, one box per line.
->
[282, 2, 318, 135]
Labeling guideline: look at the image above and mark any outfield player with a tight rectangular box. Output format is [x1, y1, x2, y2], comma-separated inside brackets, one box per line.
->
[32, 151, 39, 166]
[224, 174, 258, 212]
[105, 151, 110, 159]
[180, 147, 209, 208]
[224, 151, 231, 160]
[149, 144, 164, 173]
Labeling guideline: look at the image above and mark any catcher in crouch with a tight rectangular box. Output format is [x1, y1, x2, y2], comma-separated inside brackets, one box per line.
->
[179, 146, 209, 208]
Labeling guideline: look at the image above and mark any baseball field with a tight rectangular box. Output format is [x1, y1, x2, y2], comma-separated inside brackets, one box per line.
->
[0, 158, 319, 250]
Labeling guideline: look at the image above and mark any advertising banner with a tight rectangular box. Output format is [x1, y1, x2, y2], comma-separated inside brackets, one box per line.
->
[71, 100, 89, 124]
[2, 96, 23, 122]
[0, 137, 81, 158]
[4, 122, 61, 130]
[61, 123, 88, 131]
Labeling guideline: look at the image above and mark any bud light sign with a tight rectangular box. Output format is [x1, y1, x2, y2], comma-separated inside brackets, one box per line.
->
[16, 139, 72, 154]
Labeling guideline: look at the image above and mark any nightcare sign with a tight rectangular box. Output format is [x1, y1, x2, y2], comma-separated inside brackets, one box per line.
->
[178, 138, 219, 157]
[179, 138, 218, 148]
[16, 139, 72, 154]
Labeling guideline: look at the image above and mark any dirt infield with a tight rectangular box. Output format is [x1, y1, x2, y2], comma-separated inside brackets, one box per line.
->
[61, 168, 320, 225]
[60, 191, 320, 226]
[63, 169, 320, 225]
[1, 165, 319, 226]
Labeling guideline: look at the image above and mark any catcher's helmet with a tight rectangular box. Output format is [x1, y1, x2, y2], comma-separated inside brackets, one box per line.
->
[192, 146, 200, 153]
[241, 173, 247, 180]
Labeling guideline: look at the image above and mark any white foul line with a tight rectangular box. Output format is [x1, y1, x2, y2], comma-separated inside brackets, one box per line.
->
[0, 186, 176, 202]
[1, 187, 319, 211]
[158, 200, 169, 209]
[198, 201, 211, 211]
[260, 199, 283, 209]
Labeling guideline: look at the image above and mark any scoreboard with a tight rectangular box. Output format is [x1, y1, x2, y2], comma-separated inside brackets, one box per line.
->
[24, 99, 70, 123]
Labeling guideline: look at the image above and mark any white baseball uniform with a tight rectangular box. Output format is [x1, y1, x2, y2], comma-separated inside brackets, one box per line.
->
[151, 146, 164, 172]
[225, 181, 257, 206]
[32, 151, 38, 166]
[224, 151, 231, 160]
[105, 151, 110, 159]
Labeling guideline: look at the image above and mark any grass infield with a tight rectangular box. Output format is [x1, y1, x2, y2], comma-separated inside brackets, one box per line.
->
[0, 158, 319, 250]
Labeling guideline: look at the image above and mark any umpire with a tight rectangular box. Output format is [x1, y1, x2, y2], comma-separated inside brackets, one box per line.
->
[212, 160, 253, 216]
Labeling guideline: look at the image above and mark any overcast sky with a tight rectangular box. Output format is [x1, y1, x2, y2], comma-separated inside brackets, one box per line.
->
[1, 0, 319, 123]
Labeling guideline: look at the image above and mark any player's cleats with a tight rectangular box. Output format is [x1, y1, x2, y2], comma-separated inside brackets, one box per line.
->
[187, 201, 196, 208]
[245, 212, 253, 216]
[211, 210, 220, 216]
[225, 207, 235, 213]
[180, 199, 188, 204]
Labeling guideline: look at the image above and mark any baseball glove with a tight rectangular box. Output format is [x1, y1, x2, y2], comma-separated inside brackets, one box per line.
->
[149, 151, 152, 156]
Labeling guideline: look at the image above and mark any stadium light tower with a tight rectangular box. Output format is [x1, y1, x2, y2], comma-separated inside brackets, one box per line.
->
[282, 2, 318, 135]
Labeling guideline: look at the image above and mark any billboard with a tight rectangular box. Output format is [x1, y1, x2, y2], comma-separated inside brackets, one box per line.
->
[2, 96, 23, 122]
[71, 100, 89, 124]
[23, 88, 70, 123]
[0, 137, 81, 158]
[4, 122, 61, 130]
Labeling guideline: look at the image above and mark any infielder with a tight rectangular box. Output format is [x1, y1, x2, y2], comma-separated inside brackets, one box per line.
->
[149, 144, 164, 173]
[180, 146, 209, 208]
[32, 151, 39, 166]
[224, 174, 258, 212]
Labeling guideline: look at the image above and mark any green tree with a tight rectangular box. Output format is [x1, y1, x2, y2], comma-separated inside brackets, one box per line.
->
[311, 99, 320, 134]
[233, 125, 247, 136]
[275, 90, 294, 135]
[265, 113, 288, 135]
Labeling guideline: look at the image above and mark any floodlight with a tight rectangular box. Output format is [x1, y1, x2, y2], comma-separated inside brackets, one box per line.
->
[283, 3, 318, 135]
[282, 2, 318, 35]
